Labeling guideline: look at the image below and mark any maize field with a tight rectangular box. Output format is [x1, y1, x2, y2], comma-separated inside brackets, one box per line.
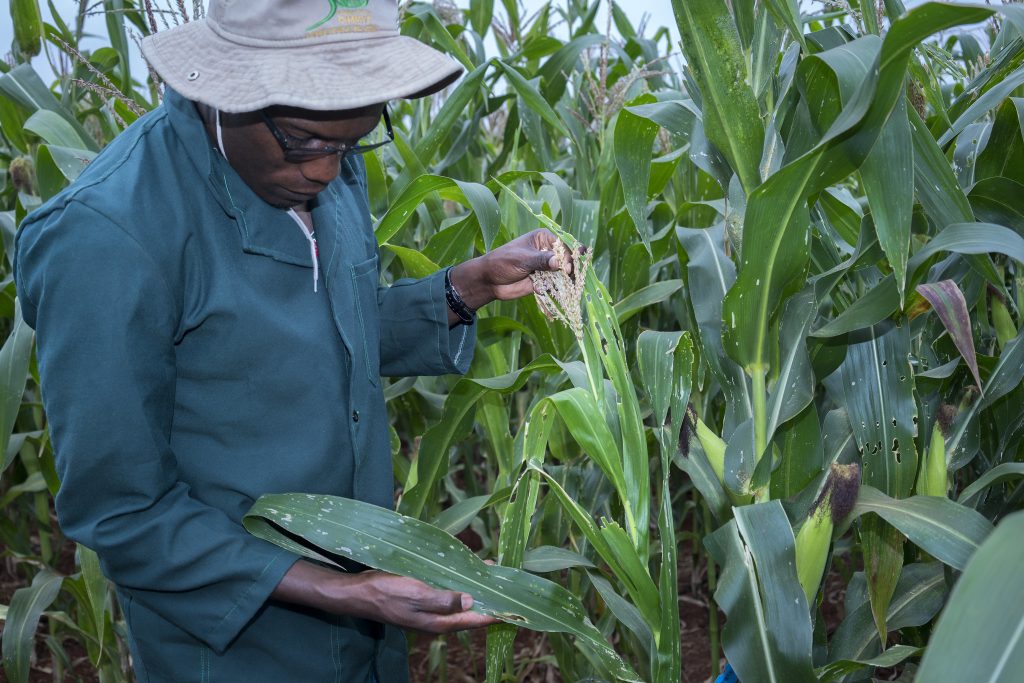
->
[1, 0, 1023, 681]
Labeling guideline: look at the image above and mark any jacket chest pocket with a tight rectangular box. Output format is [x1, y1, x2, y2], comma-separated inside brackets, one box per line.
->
[350, 255, 381, 386]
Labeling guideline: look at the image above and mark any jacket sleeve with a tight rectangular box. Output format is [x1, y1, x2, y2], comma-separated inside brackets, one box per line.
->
[377, 268, 477, 377]
[15, 201, 298, 654]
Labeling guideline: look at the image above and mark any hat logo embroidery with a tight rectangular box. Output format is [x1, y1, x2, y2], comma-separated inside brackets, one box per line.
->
[306, 0, 372, 32]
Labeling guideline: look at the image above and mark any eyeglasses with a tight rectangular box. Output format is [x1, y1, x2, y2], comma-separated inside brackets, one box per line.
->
[260, 107, 394, 163]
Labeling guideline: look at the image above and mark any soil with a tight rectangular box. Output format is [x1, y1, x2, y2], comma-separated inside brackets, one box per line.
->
[409, 523, 723, 683]
[405, 559, 728, 683]
[406, 525, 853, 683]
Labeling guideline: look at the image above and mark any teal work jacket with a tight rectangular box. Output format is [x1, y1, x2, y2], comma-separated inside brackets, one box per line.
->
[14, 88, 475, 682]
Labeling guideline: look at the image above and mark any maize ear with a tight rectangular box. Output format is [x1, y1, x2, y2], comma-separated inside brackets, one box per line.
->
[795, 463, 860, 603]
[916, 421, 947, 497]
[694, 416, 726, 484]
[10, 0, 43, 59]
[991, 295, 1017, 349]
[692, 416, 753, 505]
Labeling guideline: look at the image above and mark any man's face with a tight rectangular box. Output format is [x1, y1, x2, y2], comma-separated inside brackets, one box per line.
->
[217, 103, 386, 209]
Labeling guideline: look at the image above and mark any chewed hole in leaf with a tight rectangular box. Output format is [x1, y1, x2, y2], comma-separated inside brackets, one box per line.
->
[491, 611, 529, 622]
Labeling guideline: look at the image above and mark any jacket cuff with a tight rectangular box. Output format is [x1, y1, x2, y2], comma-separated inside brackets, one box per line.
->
[207, 549, 300, 653]
[427, 269, 477, 375]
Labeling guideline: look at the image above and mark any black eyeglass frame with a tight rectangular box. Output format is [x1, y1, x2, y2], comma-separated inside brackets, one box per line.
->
[260, 107, 394, 163]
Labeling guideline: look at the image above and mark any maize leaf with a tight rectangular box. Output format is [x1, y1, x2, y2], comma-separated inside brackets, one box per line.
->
[244, 494, 641, 682]
[916, 510, 1024, 682]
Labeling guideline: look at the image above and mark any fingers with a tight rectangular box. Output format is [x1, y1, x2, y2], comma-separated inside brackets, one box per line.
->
[390, 575, 484, 618]
[493, 279, 537, 301]
[425, 609, 501, 633]
[411, 589, 500, 633]
[521, 229, 561, 271]
[528, 227, 558, 250]
[498, 229, 558, 274]
[397, 580, 500, 634]
[477, 227, 585, 305]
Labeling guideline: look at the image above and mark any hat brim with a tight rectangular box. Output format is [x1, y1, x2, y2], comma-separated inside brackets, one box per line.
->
[141, 21, 463, 113]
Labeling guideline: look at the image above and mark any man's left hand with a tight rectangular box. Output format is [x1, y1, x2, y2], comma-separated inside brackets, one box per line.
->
[448, 229, 562, 315]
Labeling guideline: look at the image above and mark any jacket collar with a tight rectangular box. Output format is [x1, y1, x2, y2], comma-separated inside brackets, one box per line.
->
[164, 87, 320, 268]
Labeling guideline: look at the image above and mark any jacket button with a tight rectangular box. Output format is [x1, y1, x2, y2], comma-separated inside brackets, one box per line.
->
[352, 410, 360, 423]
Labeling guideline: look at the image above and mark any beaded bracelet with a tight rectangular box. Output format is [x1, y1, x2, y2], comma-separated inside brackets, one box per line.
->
[444, 267, 476, 325]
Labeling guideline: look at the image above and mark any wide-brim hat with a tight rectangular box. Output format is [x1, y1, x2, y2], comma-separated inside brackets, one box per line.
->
[140, 0, 463, 113]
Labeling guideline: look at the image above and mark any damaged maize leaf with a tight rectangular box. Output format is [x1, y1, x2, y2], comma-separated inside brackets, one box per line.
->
[244, 493, 642, 682]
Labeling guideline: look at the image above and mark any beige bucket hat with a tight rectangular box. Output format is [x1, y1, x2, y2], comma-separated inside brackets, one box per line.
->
[141, 0, 464, 113]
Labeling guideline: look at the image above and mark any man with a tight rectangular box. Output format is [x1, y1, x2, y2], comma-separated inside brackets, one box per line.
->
[14, 0, 560, 680]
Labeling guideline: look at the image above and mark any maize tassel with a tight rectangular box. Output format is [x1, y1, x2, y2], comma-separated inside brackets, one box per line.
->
[795, 463, 860, 603]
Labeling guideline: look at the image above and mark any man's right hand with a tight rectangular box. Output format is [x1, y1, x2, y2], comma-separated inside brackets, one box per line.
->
[346, 570, 499, 633]
[272, 559, 499, 634]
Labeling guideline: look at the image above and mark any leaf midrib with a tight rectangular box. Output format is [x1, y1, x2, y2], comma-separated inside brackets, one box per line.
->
[735, 514, 780, 683]
[751, 160, 817, 371]
[860, 499, 982, 553]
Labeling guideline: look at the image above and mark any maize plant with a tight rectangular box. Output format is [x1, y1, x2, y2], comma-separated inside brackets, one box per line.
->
[3, 1, 1024, 682]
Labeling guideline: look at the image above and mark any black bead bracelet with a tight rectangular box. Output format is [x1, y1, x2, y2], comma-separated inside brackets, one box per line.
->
[444, 267, 476, 325]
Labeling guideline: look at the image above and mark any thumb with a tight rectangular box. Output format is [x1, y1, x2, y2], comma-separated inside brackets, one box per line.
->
[532, 249, 558, 272]
[426, 589, 473, 614]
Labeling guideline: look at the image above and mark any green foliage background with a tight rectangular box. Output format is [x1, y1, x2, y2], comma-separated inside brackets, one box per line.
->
[1, 1, 1023, 682]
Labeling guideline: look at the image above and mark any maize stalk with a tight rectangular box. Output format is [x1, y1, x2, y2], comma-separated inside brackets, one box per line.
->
[795, 463, 861, 603]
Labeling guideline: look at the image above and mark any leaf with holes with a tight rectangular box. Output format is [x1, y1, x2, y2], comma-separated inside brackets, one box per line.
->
[245, 494, 641, 682]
